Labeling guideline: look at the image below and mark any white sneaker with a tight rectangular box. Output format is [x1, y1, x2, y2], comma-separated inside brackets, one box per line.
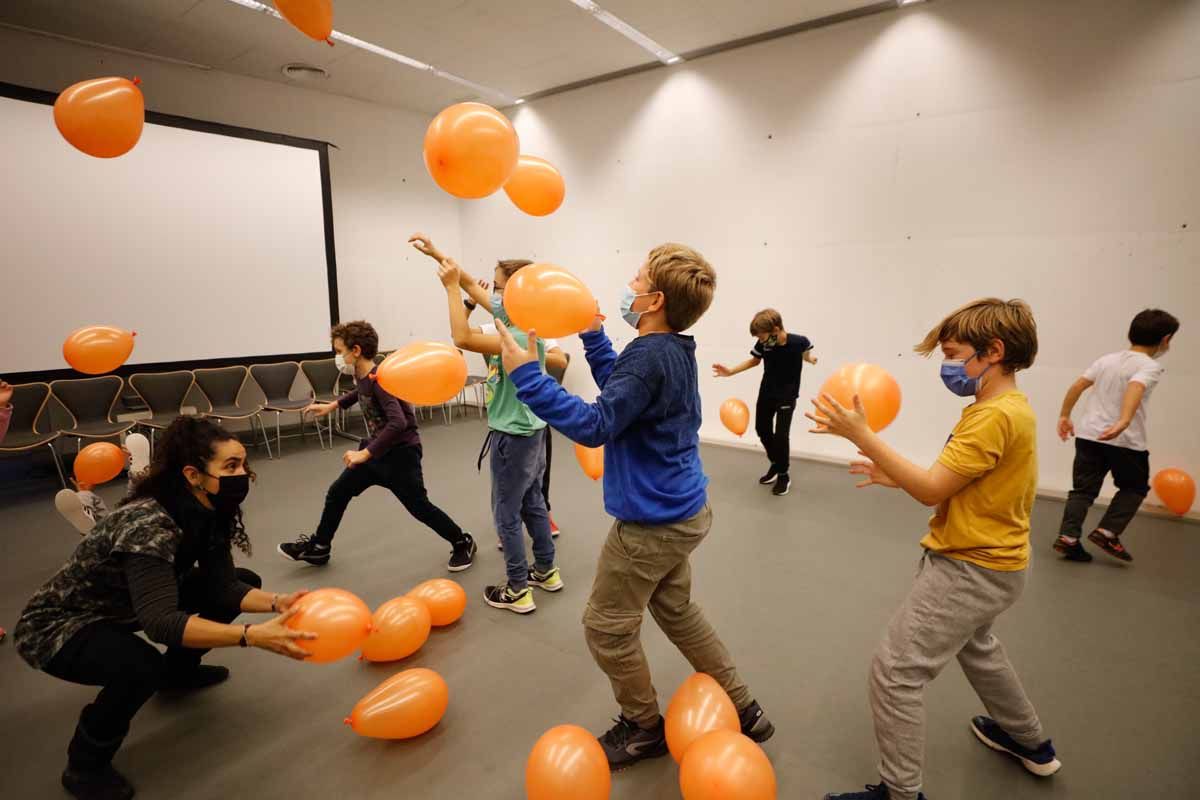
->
[55, 490, 97, 536]
[125, 432, 151, 478]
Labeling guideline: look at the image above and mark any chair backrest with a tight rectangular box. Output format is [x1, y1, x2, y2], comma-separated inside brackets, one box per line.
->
[193, 366, 250, 410]
[336, 371, 356, 394]
[546, 352, 571, 386]
[50, 376, 124, 429]
[373, 353, 386, 365]
[6, 382, 52, 437]
[129, 371, 195, 417]
[300, 359, 339, 399]
[249, 362, 306, 405]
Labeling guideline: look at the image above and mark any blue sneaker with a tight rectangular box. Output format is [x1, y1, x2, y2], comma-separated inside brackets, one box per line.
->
[970, 716, 1062, 777]
[824, 785, 926, 800]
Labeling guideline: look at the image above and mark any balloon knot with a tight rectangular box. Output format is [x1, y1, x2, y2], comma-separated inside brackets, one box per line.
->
[130, 331, 138, 337]
[369, 373, 378, 381]
[132, 76, 142, 86]
[343, 717, 352, 726]
[326, 38, 335, 47]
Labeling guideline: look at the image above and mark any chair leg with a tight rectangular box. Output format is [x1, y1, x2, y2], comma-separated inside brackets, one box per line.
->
[276, 411, 283, 457]
[256, 414, 274, 460]
[47, 441, 67, 489]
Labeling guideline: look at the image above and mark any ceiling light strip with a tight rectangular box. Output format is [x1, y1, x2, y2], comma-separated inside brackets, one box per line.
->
[566, 0, 682, 65]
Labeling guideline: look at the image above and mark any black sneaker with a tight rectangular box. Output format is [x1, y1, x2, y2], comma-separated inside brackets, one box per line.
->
[163, 665, 230, 690]
[1088, 529, 1132, 562]
[824, 785, 926, 800]
[758, 467, 779, 485]
[277, 534, 331, 566]
[772, 474, 791, 496]
[970, 716, 1061, 776]
[597, 714, 669, 770]
[1052, 535, 1092, 562]
[447, 533, 477, 572]
[483, 583, 536, 614]
[61, 764, 134, 800]
[738, 700, 775, 743]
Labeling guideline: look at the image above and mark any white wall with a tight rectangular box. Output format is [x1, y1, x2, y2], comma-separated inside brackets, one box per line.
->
[459, 0, 1200, 499]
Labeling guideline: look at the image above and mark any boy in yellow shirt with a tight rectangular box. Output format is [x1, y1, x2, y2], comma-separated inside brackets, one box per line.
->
[810, 299, 1060, 800]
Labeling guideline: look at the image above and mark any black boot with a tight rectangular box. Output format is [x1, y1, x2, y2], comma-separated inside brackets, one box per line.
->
[63, 711, 134, 800]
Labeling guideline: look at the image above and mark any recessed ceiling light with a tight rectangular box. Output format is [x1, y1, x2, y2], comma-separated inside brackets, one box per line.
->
[566, 0, 683, 65]
[281, 62, 328, 81]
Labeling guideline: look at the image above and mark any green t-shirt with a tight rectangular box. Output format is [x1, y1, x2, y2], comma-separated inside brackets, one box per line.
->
[485, 327, 547, 435]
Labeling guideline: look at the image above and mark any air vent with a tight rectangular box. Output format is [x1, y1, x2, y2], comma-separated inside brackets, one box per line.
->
[281, 63, 329, 81]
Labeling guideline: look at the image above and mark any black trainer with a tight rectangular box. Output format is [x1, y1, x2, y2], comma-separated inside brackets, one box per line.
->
[758, 468, 779, 485]
[597, 714, 669, 770]
[61, 765, 134, 800]
[1052, 535, 1092, 562]
[738, 700, 775, 743]
[447, 533, 477, 572]
[970, 715, 1061, 776]
[772, 474, 791, 496]
[1088, 529, 1132, 562]
[277, 534, 331, 566]
[824, 784, 927, 800]
[163, 664, 230, 691]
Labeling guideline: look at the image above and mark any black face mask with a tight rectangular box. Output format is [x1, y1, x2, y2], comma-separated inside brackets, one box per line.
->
[202, 473, 250, 514]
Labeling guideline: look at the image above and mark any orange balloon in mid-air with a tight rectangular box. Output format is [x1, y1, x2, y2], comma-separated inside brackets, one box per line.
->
[285, 588, 372, 664]
[503, 263, 597, 339]
[817, 363, 902, 432]
[504, 155, 566, 216]
[407, 579, 467, 627]
[275, 0, 333, 42]
[666, 673, 740, 763]
[375, 342, 467, 406]
[423, 102, 519, 199]
[361, 596, 431, 663]
[574, 443, 604, 481]
[54, 77, 144, 158]
[73, 442, 126, 486]
[679, 730, 777, 800]
[63, 326, 136, 375]
[720, 398, 750, 437]
[345, 668, 449, 740]
[526, 724, 611, 800]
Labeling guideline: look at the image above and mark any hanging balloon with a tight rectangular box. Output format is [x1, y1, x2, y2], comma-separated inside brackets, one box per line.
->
[54, 77, 145, 158]
[274, 0, 334, 43]
[503, 263, 597, 339]
[345, 668, 449, 739]
[574, 443, 604, 481]
[504, 155, 566, 216]
[73, 442, 126, 486]
[285, 588, 372, 664]
[423, 102, 520, 199]
[63, 326, 136, 375]
[679, 730, 777, 800]
[1153, 468, 1195, 516]
[817, 363, 902, 432]
[526, 725, 611, 800]
[374, 342, 467, 406]
[720, 399, 750, 437]
[361, 596, 432, 662]
[407, 579, 467, 627]
[666, 673, 740, 763]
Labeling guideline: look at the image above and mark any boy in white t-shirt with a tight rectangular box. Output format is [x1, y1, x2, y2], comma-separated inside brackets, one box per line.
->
[1053, 309, 1180, 563]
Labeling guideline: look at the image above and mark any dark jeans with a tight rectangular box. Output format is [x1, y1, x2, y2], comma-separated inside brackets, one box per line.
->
[542, 428, 553, 512]
[755, 396, 796, 475]
[1060, 438, 1150, 539]
[314, 444, 465, 547]
[44, 568, 261, 770]
[491, 429, 555, 590]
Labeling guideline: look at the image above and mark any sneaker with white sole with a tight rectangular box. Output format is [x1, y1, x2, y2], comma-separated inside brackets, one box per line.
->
[528, 566, 564, 592]
[970, 715, 1061, 777]
[447, 533, 477, 572]
[484, 583, 536, 614]
[55, 490, 101, 536]
[125, 432, 151, 478]
[277, 534, 331, 566]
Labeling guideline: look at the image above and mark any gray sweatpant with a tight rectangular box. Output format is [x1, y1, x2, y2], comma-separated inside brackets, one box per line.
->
[870, 552, 1045, 800]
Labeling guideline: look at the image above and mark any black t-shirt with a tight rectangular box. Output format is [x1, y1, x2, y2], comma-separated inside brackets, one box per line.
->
[751, 334, 812, 401]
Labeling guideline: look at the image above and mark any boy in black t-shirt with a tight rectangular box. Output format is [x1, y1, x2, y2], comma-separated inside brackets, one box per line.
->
[714, 308, 816, 496]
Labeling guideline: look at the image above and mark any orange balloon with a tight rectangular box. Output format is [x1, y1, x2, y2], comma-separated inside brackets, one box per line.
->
[504, 155, 566, 216]
[818, 363, 902, 432]
[375, 342, 467, 406]
[275, 0, 333, 42]
[424, 102, 519, 199]
[73, 442, 125, 486]
[361, 596, 432, 662]
[63, 325, 136, 375]
[679, 730, 777, 800]
[344, 668, 449, 740]
[407, 579, 467, 627]
[54, 77, 144, 159]
[526, 724, 611, 800]
[503, 263, 598, 339]
[1153, 468, 1196, 516]
[574, 443, 604, 481]
[720, 398, 750, 437]
[666, 673, 740, 763]
[286, 588, 372, 664]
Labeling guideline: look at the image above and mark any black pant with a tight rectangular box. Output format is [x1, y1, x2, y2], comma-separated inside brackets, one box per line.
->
[542, 429, 553, 512]
[314, 444, 464, 546]
[44, 568, 261, 770]
[1060, 438, 1150, 539]
[755, 396, 796, 475]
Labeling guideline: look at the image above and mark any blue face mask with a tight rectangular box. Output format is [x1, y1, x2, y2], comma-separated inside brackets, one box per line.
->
[490, 293, 510, 326]
[619, 286, 657, 330]
[940, 353, 991, 397]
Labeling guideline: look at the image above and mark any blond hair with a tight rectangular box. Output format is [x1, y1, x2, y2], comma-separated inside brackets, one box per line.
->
[750, 309, 783, 336]
[645, 243, 716, 332]
[915, 298, 1038, 371]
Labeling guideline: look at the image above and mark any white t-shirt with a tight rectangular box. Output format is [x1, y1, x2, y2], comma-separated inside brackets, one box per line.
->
[1076, 350, 1164, 451]
[479, 323, 559, 351]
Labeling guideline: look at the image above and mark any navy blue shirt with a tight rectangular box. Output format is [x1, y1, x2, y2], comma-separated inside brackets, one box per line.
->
[510, 328, 708, 525]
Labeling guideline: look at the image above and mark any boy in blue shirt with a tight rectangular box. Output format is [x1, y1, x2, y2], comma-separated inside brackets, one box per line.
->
[495, 243, 773, 770]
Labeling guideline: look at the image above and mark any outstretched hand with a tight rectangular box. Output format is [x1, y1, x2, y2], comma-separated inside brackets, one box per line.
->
[438, 258, 461, 288]
[805, 393, 871, 443]
[408, 232, 444, 263]
[494, 322, 539, 375]
[849, 451, 899, 489]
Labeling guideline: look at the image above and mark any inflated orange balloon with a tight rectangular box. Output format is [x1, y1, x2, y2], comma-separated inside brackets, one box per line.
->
[54, 77, 144, 158]
[1153, 468, 1196, 516]
[286, 588, 372, 664]
[63, 326, 136, 375]
[344, 668, 448, 740]
[503, 263, 597, 339]
[526, 724, 611, 800]
[720, 398, 750, 437]
[275, 0, 333, 42]
[375, 342, 467, 406]
[407, 579, 467, 627]
[73, 442, 126, 486]
[666, 673, 740, 763]
[575, 443, 604, 481]
[818, 363, 902, 432]
[504, 155, 566, 216]
[361, 596, 432, 663]
[424, 102, 519, 199]
[680, 730, 777, 800]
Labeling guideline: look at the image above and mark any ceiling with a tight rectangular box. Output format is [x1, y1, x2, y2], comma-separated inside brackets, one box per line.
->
[0, 0, 887, 114]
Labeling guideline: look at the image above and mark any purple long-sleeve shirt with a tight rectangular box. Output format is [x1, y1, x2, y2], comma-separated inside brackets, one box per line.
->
[0, 404, 10, 444]
[336, 367, 420, 457]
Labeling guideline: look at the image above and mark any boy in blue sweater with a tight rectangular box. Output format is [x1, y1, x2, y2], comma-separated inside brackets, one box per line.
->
[496, 243, 773, 770]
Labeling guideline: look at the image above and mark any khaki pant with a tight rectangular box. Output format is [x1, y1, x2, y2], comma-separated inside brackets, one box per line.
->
[582, 504, 751, 727]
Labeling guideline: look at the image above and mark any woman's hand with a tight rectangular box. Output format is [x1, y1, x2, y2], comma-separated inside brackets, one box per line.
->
[274, 590, 308, 613]
[247, 607, 316, 660]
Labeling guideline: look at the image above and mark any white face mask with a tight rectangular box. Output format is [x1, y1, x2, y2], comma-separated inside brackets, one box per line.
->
[334, 353, 356, 375]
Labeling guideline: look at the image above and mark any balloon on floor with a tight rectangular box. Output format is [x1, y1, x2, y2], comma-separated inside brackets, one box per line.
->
[63, 325, 136, 374]
[817, 363, 902, 432]
[286, 588, 372, 664]
[720, 398, 750, 436]
[375, 342, 468, 406]
[679, 730, 777, 800]
[1152, 468, 1195, 516]
[73, 442, 126, 486]
[54, 77, 144, 158]
[407, 579, 467, 627]
[424, 102, 520, 199]
[361, 596, 432, 662]
[504, 155, 566, 216]
[574, 443, 604, 481]
[345, 668, 449, 739]
[526, 724, 611, 800]
[666, 673, 740, 763]
[502, 263, 598, 339]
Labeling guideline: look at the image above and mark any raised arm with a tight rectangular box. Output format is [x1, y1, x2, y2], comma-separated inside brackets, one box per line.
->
[713, 357, 761, 377]
[440, 259, 502, 356]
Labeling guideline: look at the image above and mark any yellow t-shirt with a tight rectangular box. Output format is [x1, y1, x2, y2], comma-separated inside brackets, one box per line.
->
[920, 391, 1037, 571]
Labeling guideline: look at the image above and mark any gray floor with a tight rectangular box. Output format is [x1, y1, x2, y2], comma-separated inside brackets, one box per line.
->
[2, 418, 1198, 799]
